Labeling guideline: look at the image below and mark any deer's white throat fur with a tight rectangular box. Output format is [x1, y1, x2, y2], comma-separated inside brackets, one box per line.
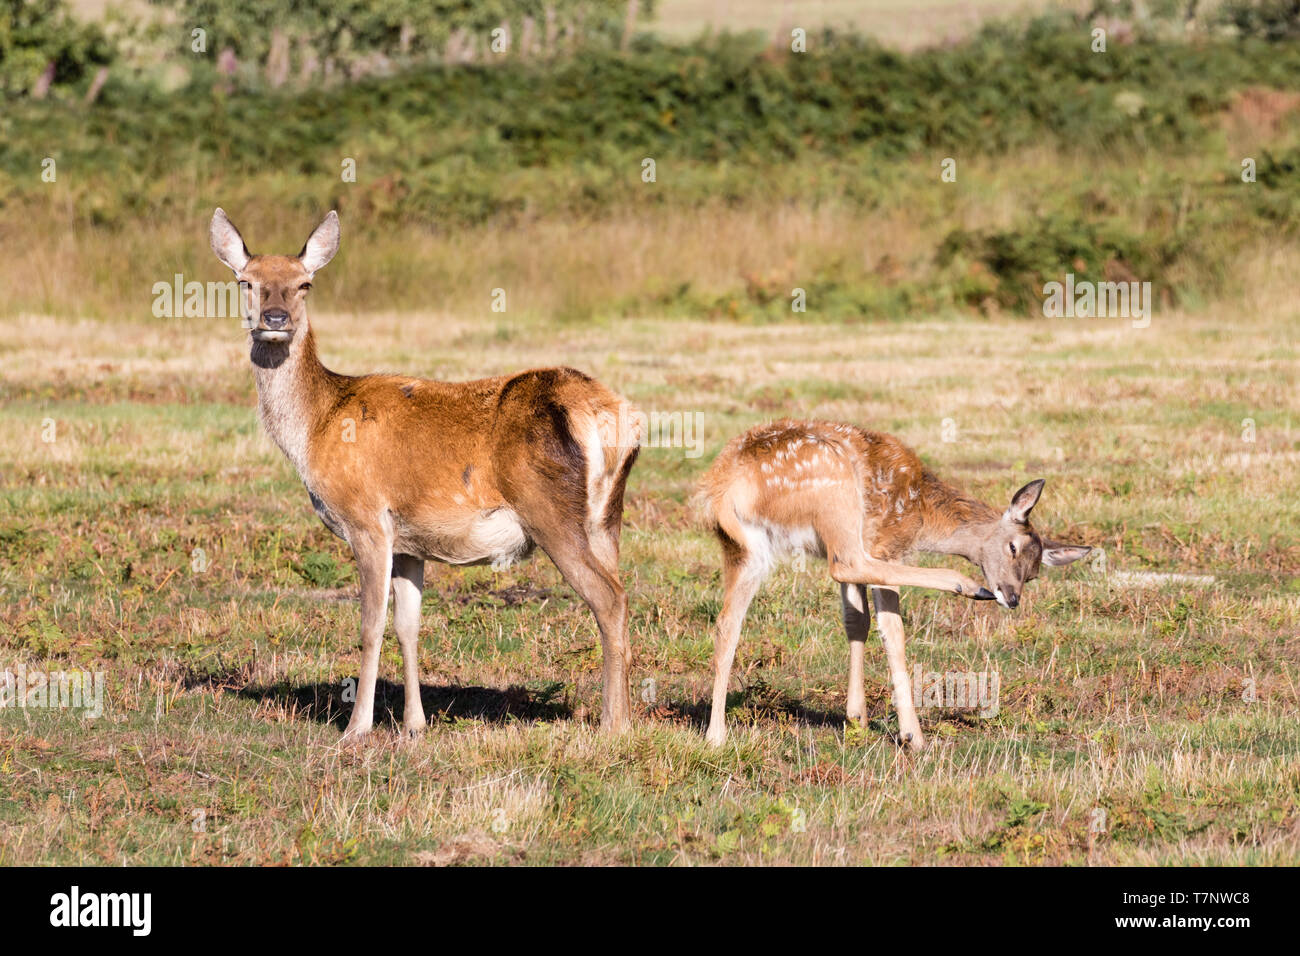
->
[251, 325, 325, 484]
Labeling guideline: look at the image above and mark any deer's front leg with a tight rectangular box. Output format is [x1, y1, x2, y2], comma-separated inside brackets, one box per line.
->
[391, 553, 426, 736]
[840, 582, 870, 724]
[341, 532, 392, 743]
[871, 585, 925, 751]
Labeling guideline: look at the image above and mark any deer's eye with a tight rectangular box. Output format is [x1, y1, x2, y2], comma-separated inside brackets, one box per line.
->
[1009, 542, 1018, 556]
[298, 282, 312, 292]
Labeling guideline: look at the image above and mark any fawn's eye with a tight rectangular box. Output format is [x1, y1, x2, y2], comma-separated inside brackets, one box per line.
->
[1009, 542, 1017, 556]
[298, 282, 312, 292]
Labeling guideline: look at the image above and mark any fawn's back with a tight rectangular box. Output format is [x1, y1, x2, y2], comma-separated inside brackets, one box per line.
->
[700, 419, 931, 565]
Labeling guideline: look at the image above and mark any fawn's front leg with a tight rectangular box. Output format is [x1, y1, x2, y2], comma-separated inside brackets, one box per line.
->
[341, 531, 392, 743]
[871, 585, 925, 751]
[840, 582, 870, 723]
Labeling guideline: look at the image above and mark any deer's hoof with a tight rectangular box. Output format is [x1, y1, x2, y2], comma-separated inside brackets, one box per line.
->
[338, 725, 372, 747]
[972, 587, 996, 601]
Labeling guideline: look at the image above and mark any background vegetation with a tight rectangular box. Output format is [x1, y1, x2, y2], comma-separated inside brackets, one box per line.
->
[5, 1, 1300, 320]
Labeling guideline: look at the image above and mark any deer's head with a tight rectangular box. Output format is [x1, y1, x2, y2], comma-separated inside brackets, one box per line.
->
[976, 479, 1090, 609]
[209, 208, 339, 344]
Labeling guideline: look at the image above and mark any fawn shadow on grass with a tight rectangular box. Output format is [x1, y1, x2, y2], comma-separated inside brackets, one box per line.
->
[655, 680, 847, 734]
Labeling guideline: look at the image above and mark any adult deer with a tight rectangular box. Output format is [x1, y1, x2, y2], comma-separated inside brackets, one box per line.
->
[209, 209, 640, 741]
[698, 419, 1090, 750]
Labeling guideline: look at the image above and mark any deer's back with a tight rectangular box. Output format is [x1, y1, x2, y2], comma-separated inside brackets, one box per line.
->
[304, 366, 633, 564]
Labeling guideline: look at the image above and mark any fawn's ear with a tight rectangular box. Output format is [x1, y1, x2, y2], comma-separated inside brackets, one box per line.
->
[1042, 539, 1091, 567]
[209, 208, 251, 273]
[1005, 478, 1045, 524]
[298, 210, 339, 275]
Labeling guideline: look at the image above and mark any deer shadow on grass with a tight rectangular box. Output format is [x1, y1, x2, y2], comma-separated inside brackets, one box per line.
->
[244, 679, 572, 731]
[185, 663, 848, 736]
[181, 666, 572, 731]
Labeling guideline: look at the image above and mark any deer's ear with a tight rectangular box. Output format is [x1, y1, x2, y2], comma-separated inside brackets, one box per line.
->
[298, 210, 339, 275]
[210, 208, 251, 273]
[1042, 540, 1091, 567]
[1005, 478, 1045, 524]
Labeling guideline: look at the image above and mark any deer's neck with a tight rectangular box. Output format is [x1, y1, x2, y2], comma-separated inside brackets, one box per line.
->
[250, 323, 339, 481]
[914, 470, 1000, 562]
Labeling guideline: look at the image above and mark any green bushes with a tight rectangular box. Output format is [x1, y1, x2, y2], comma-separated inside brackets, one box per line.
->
[6, 25, 1299, 219]
[0, 0, 114, 96]
[1218, 0, 1300, 40]
[148, 0, 651, 83]
[937, 217, 1171, 312]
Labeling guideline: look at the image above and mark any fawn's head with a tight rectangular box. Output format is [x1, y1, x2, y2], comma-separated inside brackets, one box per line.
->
[976, 479, 1090, 609]
[209, 209, 339, 344]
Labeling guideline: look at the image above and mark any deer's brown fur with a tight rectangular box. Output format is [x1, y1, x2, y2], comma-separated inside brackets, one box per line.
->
[211, 209, 640, 740]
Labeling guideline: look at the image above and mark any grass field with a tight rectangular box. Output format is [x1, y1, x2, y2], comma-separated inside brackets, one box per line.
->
[2, 282, 1297, 865]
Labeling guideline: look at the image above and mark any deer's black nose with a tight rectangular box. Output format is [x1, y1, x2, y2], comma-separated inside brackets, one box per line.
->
[261, 309, 289, 330]
[1006, 592, 1019, 608]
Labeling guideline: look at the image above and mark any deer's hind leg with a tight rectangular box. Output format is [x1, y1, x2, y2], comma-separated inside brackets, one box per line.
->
[532, 527, 632, 732]
[488, 382, 639, 735]
[512, 483, 632, 734]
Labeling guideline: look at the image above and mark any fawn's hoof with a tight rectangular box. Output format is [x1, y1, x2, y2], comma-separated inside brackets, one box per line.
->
[900, 731, 927, 752]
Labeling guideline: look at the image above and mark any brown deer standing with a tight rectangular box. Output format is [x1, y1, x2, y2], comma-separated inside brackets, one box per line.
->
[698, 419, 1090, 750]
[209, 209, 641, 741]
